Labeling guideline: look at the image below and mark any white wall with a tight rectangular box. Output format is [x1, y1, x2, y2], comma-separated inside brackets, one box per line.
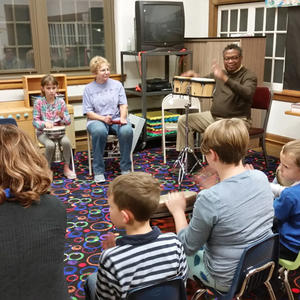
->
[1, 0, 298, 143]
[267, 101, 300, 139]
[114, 0, 209, 87]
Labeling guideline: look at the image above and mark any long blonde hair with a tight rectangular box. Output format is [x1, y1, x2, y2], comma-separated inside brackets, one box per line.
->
[0, 125, 52, 207]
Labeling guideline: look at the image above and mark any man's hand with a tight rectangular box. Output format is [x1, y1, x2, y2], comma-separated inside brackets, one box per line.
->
[102, 232, 116, 250]
[211, 61, 228, 82]
[181, 69, 199, 77]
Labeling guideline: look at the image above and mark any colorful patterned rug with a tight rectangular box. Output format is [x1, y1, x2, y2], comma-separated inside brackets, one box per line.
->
[49, 147, 299, 300]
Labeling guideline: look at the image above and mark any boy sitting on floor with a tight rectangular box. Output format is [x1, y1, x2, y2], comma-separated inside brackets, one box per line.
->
[272, 140, 300, 261]
[84, 172, 188, 300]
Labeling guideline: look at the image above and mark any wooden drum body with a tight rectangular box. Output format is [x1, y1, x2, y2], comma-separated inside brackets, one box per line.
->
[152, 190, 197, 218]
[173, 76, 191, 95]
[43, 125, 66, 163]
[190, 77, 215, 98]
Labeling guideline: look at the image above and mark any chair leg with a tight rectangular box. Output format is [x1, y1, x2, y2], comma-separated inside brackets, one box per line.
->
[87, 133, 93, 176]
[162, 123, 167, 164]
[191, 288, 207, 300]
[282, 269, 294, 300]
[264, 281, 276, 300]
[261, 136, 269, 169]
[130, 152, 134, 172]
[70, 148, 76, 176]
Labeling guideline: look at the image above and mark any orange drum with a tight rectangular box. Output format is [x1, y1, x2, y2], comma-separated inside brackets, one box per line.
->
[190, 77, 215, 98]
[172, 76, 191, 95]
[151, 190, 197, 218]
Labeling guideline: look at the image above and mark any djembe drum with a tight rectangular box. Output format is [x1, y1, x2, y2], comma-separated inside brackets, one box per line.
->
[190, 77, 215, 98]
[172, 76, 192, 95]
[151, 190, 197, 219]
[43, 125, 66, 163]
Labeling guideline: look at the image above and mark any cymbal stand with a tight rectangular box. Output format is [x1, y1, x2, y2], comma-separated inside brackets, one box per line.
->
[173, 84, 203, 188]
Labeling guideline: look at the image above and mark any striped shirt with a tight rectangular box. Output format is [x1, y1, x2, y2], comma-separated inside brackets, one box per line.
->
[95, 226, 188, 300]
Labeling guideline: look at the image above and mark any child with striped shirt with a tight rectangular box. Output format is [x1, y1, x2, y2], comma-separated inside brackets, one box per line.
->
[84, 172, 188, 300]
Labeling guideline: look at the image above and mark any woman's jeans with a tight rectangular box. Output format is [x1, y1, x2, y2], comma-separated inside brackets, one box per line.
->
[87, 121, 133, 175]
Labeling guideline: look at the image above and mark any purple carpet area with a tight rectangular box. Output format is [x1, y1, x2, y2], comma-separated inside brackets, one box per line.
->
[49, 147, 299, 300]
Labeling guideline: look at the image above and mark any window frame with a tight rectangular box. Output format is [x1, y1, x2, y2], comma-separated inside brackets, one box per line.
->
[0, 0, 115, 78]
[216, 1, 287, 91]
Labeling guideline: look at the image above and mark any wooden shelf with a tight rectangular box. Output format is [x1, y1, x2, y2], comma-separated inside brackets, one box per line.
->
[23, 74, 68, 107]
[285, 110, 300, 117]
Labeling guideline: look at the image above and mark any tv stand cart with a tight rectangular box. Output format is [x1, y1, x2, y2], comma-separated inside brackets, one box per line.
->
[120, 50, 193, 146]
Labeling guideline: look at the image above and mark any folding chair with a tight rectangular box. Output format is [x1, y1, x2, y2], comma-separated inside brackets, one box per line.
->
[192, 233, 279, 300]
[248, 87, 272, 168]
[87, 114, 145, 176]
[161, 93, 201, 164]
[279, 251, 300, 300]
[126, 276, 187, 300]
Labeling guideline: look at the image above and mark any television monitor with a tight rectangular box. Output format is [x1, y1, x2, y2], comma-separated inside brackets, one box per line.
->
[135, 1, 185, 52]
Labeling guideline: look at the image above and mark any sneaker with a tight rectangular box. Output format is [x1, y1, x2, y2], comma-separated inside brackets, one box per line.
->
[94, 174, 106, 183]
[121, 170, 131, 175]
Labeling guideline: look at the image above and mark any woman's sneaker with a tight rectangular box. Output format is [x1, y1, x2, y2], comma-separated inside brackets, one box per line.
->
[94, 174, 106, 183]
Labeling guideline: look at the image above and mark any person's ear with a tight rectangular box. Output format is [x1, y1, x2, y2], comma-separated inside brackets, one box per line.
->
[209, 149, 219, 161]
[121, 209, 134, 224]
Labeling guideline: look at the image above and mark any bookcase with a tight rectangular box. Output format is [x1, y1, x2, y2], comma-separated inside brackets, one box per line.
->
[23, 74, 68, 107]
[22, 74, 75, 149]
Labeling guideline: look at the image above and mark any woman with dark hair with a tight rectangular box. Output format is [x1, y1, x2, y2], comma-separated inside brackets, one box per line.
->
[0, 124, 69, 300]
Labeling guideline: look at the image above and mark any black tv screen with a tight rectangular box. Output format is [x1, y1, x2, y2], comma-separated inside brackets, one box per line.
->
[135, 1, 185, 52]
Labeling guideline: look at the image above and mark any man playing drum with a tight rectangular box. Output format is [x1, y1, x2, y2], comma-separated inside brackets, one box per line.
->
[176, 44, 257, 166]
[33, 74, 76, 180]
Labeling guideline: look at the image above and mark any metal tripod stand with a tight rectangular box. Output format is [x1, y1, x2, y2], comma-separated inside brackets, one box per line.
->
[173, 87, 203, 188]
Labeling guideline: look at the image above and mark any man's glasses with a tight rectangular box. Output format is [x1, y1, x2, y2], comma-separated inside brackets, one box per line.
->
[223, 56, 240, 62]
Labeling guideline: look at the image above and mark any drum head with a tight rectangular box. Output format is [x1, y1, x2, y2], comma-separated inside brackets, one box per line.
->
[190, 77, 215, 83]
[44, 125, 66, 132]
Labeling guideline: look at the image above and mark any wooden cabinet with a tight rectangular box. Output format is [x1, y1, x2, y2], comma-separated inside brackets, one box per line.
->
[23, 74, 68, 107]
[0, 107, 35, 141]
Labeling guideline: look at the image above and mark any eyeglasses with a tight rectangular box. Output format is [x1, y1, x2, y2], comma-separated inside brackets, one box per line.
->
[223, 56, 240, 62]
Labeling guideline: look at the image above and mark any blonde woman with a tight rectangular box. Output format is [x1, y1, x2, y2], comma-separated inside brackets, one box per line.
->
[83, 56, 133, 183]
[0, 124, 69, 300]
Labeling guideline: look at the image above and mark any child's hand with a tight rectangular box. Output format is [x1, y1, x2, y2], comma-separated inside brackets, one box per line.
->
[102, 232, 116, 250]
[194, 165, 220, 189]
[56, 110, 64, 119]
[165, 191, 186, 215]
[45, 121, 53, 129]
